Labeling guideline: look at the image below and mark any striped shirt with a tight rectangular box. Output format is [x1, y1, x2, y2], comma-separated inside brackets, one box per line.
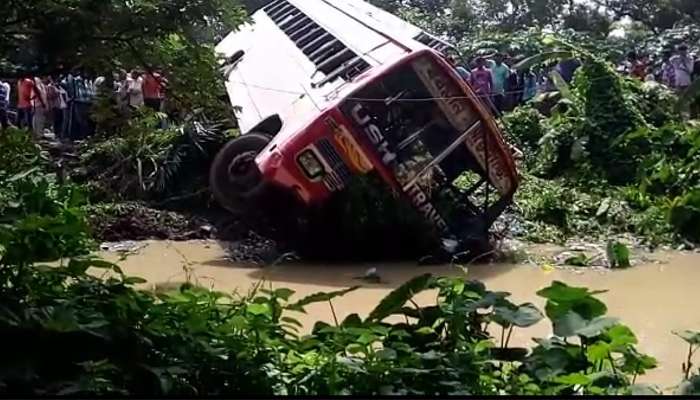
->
[0, 81, 9, 110]
[63, 75, 96, 103]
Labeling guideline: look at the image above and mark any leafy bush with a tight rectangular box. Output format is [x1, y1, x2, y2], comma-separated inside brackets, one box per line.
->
[502, 106, 546, 164]
[504, 36, 699, 244]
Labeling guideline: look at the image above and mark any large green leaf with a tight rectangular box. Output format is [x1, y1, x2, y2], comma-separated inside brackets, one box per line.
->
[367, 274, 433, 322]
[575, 316, 619, 338]
[286, 286, 360, 313]
[585, 342, 610, 363]
[673, 330, 700, 345]
[607, 324, 638, 348]
[537, 281, 593, 302]
[552, 311, 587, 337]
[549, 70, 574, 103]
[493, 303, 544, 328]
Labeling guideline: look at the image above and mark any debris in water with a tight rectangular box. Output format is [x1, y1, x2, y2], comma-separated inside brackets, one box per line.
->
[100, 241, 145, 254]
[354, 267, 382, 284]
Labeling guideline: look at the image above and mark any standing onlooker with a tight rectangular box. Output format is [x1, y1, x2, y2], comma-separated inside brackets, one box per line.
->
[47, 76, 68, 139]
[556, 58, 581, 83]
[446, 55, 470, 83]
[470, 57, 496, 114]
[143, 69, 167, 112]
[126, 69, 144, 110]
[670, 44, 694, 91]
[660, 50, 676, 88]
[65, 69, 96, 139]
[628, 53, 649, 80]
[31, 76, 49, 137]
[0, 78, 10, 129]
[17, 73, 35, 130]
[470, 57, 493, 95]
[115, 69, 130, 112]
[488, 53, 511, 113]
[505, 69, 520, 110]
[521, 67, 537, 103]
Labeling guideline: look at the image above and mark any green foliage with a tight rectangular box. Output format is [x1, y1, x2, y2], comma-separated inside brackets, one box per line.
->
[0, 168, 697, 396]
[504, 35, 698, 244]
[0, 128, 47, 174]
[502, 106, 545, 164]
[79, 109, 231, 202]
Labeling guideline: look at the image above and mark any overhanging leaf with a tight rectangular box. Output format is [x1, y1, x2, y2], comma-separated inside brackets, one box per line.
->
[549, 70, 574, 103]
[367, 274, 433, 322]
[286, 286, 360, 313]
[575, 316, 619, 338]
[493, 303, 544, 328]
[552, 311, 587, 337]
[513, 51, 574, 71]
[673, 330, 700, 345]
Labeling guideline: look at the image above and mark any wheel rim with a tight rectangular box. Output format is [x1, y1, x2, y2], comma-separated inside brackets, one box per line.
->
[226, 150, 261, 194]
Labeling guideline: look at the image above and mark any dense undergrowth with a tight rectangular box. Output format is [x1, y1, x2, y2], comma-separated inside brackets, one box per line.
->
[2, 125, 700, 396]
[502, 39, 700, 246]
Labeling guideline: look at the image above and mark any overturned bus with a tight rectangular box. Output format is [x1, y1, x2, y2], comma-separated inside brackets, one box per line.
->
[211, 0, 520, 256]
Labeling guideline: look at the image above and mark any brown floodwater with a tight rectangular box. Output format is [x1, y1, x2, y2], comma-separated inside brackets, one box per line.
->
[100, 240, 700, 392]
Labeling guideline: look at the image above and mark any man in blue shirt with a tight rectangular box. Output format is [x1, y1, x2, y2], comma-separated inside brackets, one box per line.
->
[488, 53, 511, 112]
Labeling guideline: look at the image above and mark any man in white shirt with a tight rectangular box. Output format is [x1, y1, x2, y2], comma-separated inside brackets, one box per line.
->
[126, 69, 144, 109]
[0, 79, 10, 128]
[670, 44, 694, 90]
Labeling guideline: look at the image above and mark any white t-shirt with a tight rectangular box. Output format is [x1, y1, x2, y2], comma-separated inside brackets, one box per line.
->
[127, 76, 144, 107]
[670, 55, 694, 87]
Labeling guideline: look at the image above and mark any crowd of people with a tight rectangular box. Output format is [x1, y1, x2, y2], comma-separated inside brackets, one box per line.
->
[1, 44, 697, 137]
[0, 68, 168, 140]
[447, 51, 579, 115]
[447, 43, 698, 116]
[620, 44, 697, 91]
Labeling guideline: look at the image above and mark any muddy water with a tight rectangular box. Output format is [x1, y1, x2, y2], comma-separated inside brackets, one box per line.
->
[101, 240, 700, 390]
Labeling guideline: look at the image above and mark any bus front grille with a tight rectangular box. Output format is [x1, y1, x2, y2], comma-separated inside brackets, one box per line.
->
[317, 137, 352, 192]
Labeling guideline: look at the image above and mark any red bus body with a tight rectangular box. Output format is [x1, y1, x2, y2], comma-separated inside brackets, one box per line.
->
[215, 0, 519, 245]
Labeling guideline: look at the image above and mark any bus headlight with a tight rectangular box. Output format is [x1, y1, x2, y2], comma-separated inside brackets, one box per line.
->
[297, 149, 325, 179]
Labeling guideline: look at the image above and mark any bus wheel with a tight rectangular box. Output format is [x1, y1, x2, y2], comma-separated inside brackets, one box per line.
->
[209, 133, 272, 214]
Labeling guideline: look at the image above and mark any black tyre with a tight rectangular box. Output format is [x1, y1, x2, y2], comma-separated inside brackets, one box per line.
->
[209, 133, 272, 214]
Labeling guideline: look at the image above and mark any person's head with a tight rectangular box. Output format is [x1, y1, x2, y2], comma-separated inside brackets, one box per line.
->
[494, 53, 504, 65]
[475, 57, 486, 68]
[677, 44, 688, 56]
[626, 51, 637, 62]
[663, 50, 672, 61]
[130, 69, 141, 78]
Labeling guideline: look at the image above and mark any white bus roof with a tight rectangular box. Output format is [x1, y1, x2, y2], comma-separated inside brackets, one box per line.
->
[215, 0, 456, 135]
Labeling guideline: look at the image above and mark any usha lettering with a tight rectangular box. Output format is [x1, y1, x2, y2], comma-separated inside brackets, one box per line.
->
[351, 103, 398, 166]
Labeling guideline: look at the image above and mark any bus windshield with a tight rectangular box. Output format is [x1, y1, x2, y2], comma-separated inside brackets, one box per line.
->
[340, 54, 499, 195]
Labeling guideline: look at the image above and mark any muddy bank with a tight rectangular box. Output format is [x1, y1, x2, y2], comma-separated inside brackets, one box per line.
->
[100, 239, 700, 391]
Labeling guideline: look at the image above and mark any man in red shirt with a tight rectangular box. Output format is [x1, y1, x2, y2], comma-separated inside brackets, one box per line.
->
[143, 69, 167, 112]
[17, 72, 35, 129]
[469, 57, 497, 115]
